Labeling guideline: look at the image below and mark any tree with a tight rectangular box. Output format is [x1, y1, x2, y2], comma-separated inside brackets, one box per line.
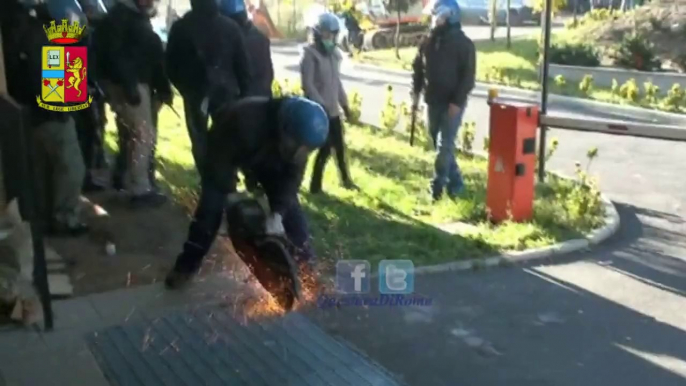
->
[489, 0, 498, 41]
[384, 0, 420, 59]
[531, 0, 568, 15]
[506, 0, 511, 48]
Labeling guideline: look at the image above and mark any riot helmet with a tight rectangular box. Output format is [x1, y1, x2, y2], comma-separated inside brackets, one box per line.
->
[312, 12, 340, 53]
[46, 0, 88, 26]
[278, 97, 329, 164]
[219, 0, 249, 27]
[423, 0, 460, 30]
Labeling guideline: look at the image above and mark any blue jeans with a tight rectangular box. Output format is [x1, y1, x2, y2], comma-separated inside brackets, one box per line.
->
[173, 178, 315, 274]
[427, 103, 466, 197]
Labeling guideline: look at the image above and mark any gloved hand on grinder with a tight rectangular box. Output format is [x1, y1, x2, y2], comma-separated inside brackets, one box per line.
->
[265, 213, 285, 235]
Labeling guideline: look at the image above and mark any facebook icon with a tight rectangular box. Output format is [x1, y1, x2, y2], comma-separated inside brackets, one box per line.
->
[335, 260, 371, 294]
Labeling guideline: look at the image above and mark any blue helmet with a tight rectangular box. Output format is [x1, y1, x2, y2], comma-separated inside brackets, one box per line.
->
[280, 97, 329, 149]
[47, 0, 88, 25]
[314, 12, 340, 34]
[219, 0, 245, 15]
[426, 0, 461, 25]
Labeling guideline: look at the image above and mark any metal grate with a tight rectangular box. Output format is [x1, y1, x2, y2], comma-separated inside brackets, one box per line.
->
[87, 306, 404, 386]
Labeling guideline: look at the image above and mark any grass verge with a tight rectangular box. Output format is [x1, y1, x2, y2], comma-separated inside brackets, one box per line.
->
[105, 96, 605, 269]
[353, 35, 679, 113]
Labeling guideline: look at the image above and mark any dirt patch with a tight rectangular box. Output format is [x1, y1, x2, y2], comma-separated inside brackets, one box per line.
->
[46, 192, 246, 296]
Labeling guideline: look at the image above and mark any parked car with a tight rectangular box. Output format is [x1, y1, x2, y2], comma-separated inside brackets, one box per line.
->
[458, 0, 541, 26]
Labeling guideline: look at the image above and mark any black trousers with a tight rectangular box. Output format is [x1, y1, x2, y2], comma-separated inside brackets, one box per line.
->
[310, 116, 351, 191]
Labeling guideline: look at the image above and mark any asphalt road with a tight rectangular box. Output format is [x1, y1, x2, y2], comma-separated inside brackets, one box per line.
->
[274, 47, 686, 385]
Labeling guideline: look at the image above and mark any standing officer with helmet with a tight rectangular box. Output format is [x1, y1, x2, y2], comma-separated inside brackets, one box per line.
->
[300, 12, 357, 194]
[164, 96, 329, 290]
[165, 0, 251, 178]
[219, 0, 274, 97]
[411, 0, 475, 202]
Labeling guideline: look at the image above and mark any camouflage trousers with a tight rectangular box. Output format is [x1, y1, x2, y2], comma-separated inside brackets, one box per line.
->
[101, 82, 157, 196]
[32, 117, 85, 228]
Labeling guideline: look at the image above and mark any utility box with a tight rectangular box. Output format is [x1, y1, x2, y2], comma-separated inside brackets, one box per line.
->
[486, 100, 539, 223]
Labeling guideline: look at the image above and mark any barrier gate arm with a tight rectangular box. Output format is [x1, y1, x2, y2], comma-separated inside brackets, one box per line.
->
[539, 114, 686, 143]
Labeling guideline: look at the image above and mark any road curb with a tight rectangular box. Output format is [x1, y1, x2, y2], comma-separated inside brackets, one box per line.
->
[361, 192, 619, 280]
[338, 133, 621, 280]
[347, 62, 686, 122]
[406, 190, 619, 277]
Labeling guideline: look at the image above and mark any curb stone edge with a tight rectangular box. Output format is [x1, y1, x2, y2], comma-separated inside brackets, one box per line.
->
[360, 167, 620, 279]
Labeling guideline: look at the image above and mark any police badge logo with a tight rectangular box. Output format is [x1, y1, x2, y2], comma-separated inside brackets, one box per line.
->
[36, 18, 93, 112]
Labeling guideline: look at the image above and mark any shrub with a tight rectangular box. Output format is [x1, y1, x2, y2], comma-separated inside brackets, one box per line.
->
[619, 78, 640, 103]
[549, 43, 601, 67]
[459, 121, 476, 155]
[380, 85, 400, 131]
[562, 147, 603, 229]
[347, 90, 363, 123]
[643, 81, 660, 104]
[554, 75, 566, 88]
[662, 83, 685, 112]
[579, 75, 593, 96]
[612, 34, 662, 72]
[611, 78, 620, 98]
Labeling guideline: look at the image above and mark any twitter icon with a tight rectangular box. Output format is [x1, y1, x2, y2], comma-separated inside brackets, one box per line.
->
[378, 260, 414, 294]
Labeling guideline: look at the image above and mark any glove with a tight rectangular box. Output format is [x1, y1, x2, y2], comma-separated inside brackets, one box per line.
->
[265, 213, 285, 235]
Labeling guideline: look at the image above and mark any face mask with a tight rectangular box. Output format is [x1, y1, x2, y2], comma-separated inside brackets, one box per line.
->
[322, 39, 336, 52]
[431, 15, 446, 29]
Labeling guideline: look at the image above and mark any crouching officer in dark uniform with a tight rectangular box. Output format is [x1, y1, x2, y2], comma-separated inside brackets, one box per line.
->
[165, 96, 329, 289]
[165, 0, 251, 177]
[219, 0, 274, 97]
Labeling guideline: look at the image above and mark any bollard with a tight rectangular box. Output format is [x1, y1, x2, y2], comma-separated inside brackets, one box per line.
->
[486, 100, 539, 223]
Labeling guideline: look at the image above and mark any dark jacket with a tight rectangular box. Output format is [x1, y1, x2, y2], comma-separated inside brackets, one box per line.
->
[92, 1, 172, 104]
[412, 24, 476, 107]
[243, 23, 274, 97]
[165, 0, 251, 112]
[1, 1, 69, 126]
[205, 97, 306, 215]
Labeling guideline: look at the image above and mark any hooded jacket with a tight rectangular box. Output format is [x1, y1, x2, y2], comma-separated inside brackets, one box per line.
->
[412, 23, 476, 107]
[227, 12, 274, 98]
[92, 0, 172, 104]
[300, 43, 348, 118]
[165, 0, 251, 112]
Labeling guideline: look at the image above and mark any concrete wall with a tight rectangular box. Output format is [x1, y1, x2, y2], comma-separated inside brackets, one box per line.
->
[550, 64, 686, 92]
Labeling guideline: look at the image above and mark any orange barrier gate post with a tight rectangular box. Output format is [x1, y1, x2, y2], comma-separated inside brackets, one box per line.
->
[486, 99, 539, 223]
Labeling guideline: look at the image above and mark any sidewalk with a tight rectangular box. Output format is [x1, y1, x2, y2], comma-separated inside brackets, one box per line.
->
[0, 273, 406, 386]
